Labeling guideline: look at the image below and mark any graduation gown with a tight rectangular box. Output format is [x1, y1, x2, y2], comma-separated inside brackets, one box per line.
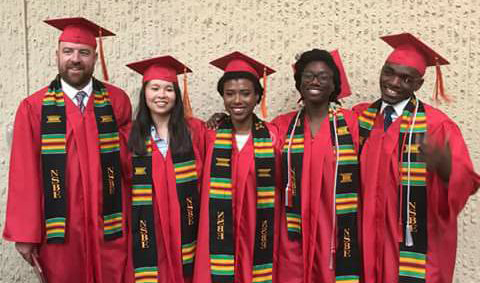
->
[3, 82, 132, 283]
[272, 109, 360, 283]
[125, 118, 206, 283]
[353, 101, 480, 283]
[193, 122, 281, 283]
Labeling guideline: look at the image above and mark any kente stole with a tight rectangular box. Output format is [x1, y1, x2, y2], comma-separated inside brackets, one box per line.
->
[209, 115, 276, 283]
[41, 76, 122, 243]
[131, 137, 200, 283]
[358, 97, 427, 282]
[282, 107, 362, 282]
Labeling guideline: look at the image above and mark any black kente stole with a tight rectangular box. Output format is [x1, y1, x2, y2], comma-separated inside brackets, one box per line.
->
[358, 97, 427, 282]
[282, 107, 361, 282]
[131, 136, 200, 282]
[209, 115, 276, 283]
[41, 76, 122, 243]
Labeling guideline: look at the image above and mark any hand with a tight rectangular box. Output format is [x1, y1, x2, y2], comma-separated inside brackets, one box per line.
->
[15, 242, 38, 266]
[419, 137, 451, 183]
[206, 112, 227, 130]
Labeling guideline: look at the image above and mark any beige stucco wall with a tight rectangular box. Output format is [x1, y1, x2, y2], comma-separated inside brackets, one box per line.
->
[0, 0, 479, 281]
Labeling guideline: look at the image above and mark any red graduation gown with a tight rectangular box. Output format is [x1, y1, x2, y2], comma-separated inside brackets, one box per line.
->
[353, 102, 479, 283]
[3, 82, 132, 283]
[272, 109, 360, 283]
[193, 122, 281, 283]
[124, 118, 206, 283]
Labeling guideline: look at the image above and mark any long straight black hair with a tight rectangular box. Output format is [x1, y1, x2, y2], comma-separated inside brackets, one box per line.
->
[128, 81, 192, 156]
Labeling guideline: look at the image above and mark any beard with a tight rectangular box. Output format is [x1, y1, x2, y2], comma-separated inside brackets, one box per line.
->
[58, 62, 94, 89]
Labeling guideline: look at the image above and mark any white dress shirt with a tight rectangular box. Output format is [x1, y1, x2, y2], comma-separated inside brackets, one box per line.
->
[151, 125, 169, 157]
[380, 98, 410, 122]
[61, 78, 93, 107]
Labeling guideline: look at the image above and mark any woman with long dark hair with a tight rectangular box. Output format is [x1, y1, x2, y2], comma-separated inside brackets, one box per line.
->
[193, 52, 281, 283]
[126, 56, 205, 283]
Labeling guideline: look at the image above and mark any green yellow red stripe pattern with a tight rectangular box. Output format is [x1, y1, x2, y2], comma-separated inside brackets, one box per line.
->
[358, 107, 378, 130]
[99, 132, 120, 153]
[93, 91, 111, 107]
[282, 134, 305, 153]
[43, 90, 65, 106]
[46, 217, 66, 239]
[335, 193, 358, 214]
[41, 133, 66, 154]
[132, 184, 153, 206]
[209, 177, 232, 199]
[256, 186, 275, 208]
[400, 111, 427, 133]
[210, 254, 235, 276]
[337, 144, 358, 165]
[254, 138, 274, 158]
[103, 212, 122, 235]
[335, 275, 360, 282]
[286, 212, 301, 234]
[174, 160, 198, 184]
[214, 129, 233, 149]
[399, 251, 426, 279]
[134, 266, 158, 283]
[401, 162, 427, 186]
[181, 241, 196, 264]
[252, 263, 273, 283]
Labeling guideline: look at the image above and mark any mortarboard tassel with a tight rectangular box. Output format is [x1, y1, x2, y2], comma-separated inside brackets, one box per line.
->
[98, 29, 109, 82]
[434, 57, 451, 103]
[260, 67, 268, 119]
[183, 67, 193, 118]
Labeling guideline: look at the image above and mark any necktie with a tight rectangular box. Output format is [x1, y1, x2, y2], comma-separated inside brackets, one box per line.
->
[384, 105, 395, 131]
[74, 91, 87, 113]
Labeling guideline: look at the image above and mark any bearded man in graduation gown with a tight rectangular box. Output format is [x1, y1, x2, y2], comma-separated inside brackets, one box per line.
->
[3, 17, 132, 283]
[354, 33, 480, 283]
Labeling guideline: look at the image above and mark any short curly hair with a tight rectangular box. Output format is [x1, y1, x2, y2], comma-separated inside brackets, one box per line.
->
[217, 71, 264, 104]
[293, 49, 341, 103]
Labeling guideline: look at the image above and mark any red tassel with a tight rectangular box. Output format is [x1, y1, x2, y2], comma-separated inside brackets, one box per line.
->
[433, 57, 451, 103]
[98, 29, 109, 82]
[183, 67, 193, 118]
[260, 67, 268, 119]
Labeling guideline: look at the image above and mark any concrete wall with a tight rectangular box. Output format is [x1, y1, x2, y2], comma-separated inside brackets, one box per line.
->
[0, 0, 478, 281]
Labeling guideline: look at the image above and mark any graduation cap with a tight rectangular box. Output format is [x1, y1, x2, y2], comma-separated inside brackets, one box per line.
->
[45, 17, 115, 82]
[210, 51, 276, 118]
[381, 32, 450, 101]
[330, 50, 351, 100]
[127, 56, 194, 117]
[292, 49, 352, 100]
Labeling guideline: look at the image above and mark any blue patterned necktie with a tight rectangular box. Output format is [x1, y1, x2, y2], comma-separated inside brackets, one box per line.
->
[384, 105, 395, 131]
[74, 91, 87, 113]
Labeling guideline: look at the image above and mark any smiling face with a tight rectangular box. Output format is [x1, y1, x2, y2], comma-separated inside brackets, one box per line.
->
[56, 41, 97, 89]
[300, 61, 335, 105]
[145, 79, 176, 118]
[380, 62, 424, 104]
[222, 78, 259, 126]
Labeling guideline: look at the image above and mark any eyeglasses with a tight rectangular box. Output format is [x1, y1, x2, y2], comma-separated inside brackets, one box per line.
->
[301, 72, 333, 83]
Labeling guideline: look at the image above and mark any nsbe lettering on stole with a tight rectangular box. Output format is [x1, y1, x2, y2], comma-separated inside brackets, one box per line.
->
[139, 220, 150, 249]
[186, 197, 194, 226]
[408, 201, 418, 233]
[260, 220, 268, 250]
[107, 167, 115, 194]
[50, 169, 62, 199]
[217, 211, 225, 240]
[343, 228, 352, 258]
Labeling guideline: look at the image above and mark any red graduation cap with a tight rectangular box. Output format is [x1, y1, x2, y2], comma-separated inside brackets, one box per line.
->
[210, 51, 275, 79]
[381, 32, 450, 101]
[126, 55, 192, 83]
[45, 17, 115, 81]
[330, 49, 351, 100]
[210, 51, 275, 118]
[127, 56, 194, 117]
[44, 17, 115, 48]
